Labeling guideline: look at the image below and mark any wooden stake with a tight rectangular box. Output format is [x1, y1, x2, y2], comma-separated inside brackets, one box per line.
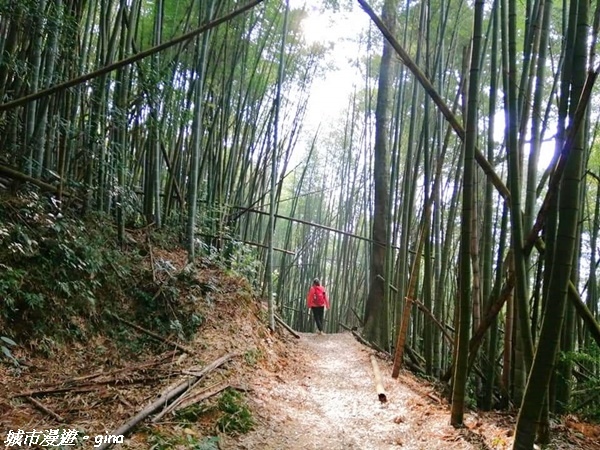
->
[370, 355, 387, 403]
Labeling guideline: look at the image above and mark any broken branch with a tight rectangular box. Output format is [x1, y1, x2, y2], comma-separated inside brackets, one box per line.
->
[106, 312, 199, 357]
[25, 396, 65, 422]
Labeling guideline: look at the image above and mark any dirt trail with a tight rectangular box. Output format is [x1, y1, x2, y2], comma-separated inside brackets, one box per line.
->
[222, 332, 503, 450]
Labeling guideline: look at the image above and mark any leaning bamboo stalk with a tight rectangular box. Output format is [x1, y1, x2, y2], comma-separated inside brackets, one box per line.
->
[0, 0, 266, 113]
[357, 0, 510, 202]
[232, 205, 403, 250]
[370, 355, 387, 403]
[0, 163, 74, 196]
[198, 233, 295, 255]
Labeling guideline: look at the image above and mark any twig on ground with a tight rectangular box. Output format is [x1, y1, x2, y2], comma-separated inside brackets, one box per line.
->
[427, 392, 441, 403]
[106, 312, 200, 357]
[14, 387, 100, 398]
[25, 396, 65, 422]
[167, 381, 230, 415]
[55, 350, 179, 385]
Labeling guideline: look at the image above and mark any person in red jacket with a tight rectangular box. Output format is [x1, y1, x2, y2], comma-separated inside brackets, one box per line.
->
[306, 278, 330, 335]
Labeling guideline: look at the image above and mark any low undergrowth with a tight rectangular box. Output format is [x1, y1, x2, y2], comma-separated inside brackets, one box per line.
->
[0, 188, 262, 358]
[0, 189, 271, 447]
[0, 190, 135, 352]
[561, 347, 600, 421]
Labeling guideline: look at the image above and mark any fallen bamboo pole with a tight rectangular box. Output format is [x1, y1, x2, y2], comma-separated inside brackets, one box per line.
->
[370, 355, 387, 403]
[152, 353, 237, 422]
[95, 378, 194, 450]
[172, 381, 230, 412]
[274, 314, 301, 339]
[96, 353, 236, 450]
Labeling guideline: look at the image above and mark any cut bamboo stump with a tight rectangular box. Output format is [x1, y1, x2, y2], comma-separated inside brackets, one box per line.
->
[370, 355, 387, 403]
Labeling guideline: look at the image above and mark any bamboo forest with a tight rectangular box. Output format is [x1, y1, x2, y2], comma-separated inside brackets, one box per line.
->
[1, 0, 600, 449]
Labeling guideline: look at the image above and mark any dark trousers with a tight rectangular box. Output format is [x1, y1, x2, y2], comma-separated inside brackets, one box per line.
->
[311, 306, 325, 332]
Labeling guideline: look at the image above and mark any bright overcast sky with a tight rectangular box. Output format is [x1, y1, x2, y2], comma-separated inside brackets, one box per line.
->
[287, 1, 555, 170]
[288, 1, 371, 130]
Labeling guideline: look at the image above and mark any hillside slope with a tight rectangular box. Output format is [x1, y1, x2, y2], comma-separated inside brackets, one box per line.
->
[0, 203, 297, 448]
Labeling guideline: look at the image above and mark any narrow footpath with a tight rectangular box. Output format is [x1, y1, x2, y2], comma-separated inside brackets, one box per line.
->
[222, 332, 518, 450]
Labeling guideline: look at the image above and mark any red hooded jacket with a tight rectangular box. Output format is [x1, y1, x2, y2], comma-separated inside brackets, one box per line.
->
[307, 285, 330, 309]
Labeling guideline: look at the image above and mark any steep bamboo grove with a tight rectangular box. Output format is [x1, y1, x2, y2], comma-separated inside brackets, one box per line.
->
[1, 0, 600, 447]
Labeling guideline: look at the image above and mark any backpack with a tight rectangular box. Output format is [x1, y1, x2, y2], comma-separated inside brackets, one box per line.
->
[312, 286, 326, 307]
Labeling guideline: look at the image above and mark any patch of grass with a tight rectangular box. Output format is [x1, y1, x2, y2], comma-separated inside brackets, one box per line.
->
[216, 388, 254, 435]
[243, 348, 262, 367]
[174, 402, 212, 423]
